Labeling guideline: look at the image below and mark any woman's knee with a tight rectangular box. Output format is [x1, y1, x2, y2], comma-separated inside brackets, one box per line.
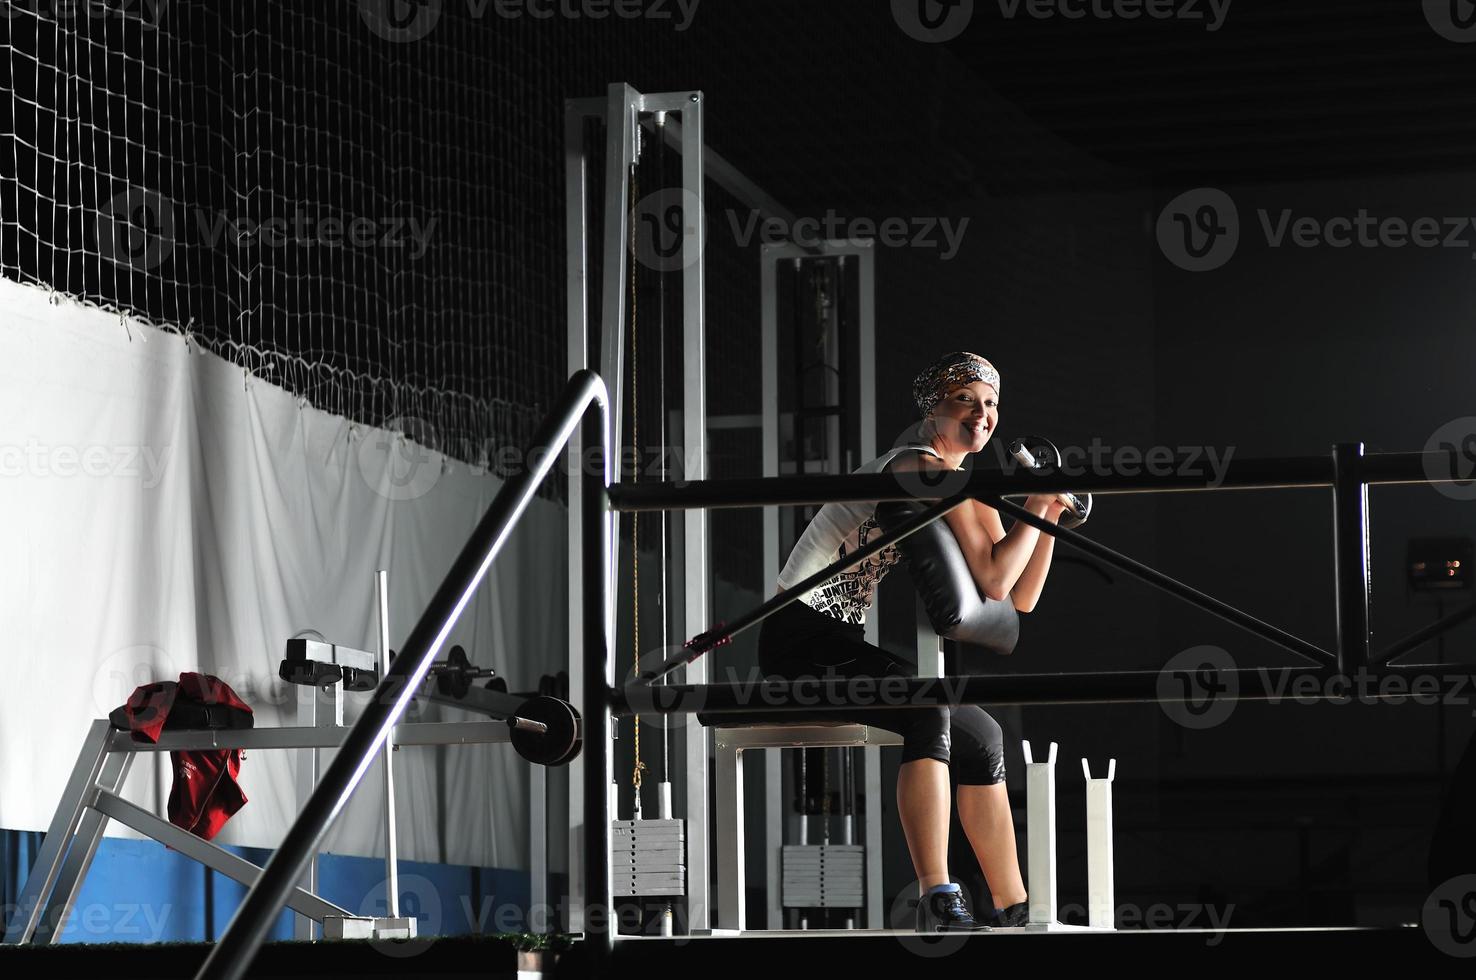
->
[951, 706, 1007, 785]
[899, 706, 951, 767]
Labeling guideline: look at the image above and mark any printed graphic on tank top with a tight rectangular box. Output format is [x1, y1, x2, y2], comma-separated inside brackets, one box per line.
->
[802, 514, 903, 624]
[775, 442, 944, 626]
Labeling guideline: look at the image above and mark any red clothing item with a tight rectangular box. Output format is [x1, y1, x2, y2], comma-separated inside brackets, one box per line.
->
[111, 673, 252, 841]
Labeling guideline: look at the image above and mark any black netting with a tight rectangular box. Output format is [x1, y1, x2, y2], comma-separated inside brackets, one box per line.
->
[0, 1, 725, 501]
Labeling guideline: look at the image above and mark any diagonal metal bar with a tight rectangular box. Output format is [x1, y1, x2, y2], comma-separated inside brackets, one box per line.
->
[640, 495, 972, 682]
[987, 495, 1335, 668]
[1378, 599, 1476, 666]
[195, 370, 612, 980]
[93, 794, 351, 922]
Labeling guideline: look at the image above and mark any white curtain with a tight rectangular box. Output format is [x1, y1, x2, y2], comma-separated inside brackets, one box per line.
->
[0, 278, 568, 870]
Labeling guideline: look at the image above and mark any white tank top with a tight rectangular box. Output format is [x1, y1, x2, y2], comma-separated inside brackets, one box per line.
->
[775, 442, 944, 625]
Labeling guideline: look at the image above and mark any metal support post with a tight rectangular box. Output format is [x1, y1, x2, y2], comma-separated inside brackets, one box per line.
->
[680, 89, 712, 935]
[1332, 442, 1372, 672]
[1024, 740, 1059, 927]
[1083, 757, 1117, 931]
[582, 409, 615, 971]
[376, 570, 400, 921]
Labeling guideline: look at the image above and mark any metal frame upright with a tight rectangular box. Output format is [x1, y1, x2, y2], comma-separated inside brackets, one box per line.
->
[565, 83, 711, 933]
[758, 238, 884, 929]
[565, 83, 885, 939]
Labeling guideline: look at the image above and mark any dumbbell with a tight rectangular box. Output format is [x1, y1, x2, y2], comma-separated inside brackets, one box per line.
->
[504, 673, 577, 765]
[377, 648, 580, 766]
[437, 657, 579, 766]
[480, 670, 568, 701]
[1007, 434, 1093, 530]
[507, 697, 582, 767]
[431, 645, 499, 699]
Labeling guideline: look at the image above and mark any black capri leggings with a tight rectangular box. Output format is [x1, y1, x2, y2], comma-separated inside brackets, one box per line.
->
[757, 598, 1006, 785]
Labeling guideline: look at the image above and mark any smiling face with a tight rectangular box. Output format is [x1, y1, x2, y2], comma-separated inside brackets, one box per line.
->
[928, 380, 999, 457]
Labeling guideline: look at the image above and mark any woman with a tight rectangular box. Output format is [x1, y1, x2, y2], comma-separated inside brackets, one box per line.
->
[757, 351, 1072, 932]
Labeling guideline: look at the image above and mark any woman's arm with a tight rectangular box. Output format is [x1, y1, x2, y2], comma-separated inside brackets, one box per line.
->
[888, 453, 1062, 602]
[968, 497, 1061, 609]
[976, 496, 1074, 612]
[1008, 523, 1056, 613]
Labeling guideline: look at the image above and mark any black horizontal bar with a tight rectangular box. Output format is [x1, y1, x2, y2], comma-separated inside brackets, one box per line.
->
[1381, 661, 1476, 675]
[1359, 450, 1476, 487]
[988, 495, 1336, 668]
[609, 664, 1470, 714]
[606, 451, 1465, 513]
[608, 454, 1336, 511]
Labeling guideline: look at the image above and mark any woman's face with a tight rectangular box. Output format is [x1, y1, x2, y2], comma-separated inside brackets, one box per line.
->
[930, 380, 999, 454]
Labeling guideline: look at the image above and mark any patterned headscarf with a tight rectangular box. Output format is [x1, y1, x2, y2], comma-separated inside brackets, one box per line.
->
[911, 351, 1000, 418]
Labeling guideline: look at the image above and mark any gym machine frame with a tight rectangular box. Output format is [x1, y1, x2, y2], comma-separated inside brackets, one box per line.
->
[7, 569, 561, 949]
[563, 82, 820, 934]
[4, 715, 519, 947]
[757, 238, 886, 931]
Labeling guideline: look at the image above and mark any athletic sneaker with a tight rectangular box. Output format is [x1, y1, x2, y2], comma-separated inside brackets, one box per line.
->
[914, 883, 990, 932]
[990, 901, 1029, 928]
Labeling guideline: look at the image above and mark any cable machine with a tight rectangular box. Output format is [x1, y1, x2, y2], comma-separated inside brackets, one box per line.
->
[760, 239, 883, 929]
[564, 83, 892, 936]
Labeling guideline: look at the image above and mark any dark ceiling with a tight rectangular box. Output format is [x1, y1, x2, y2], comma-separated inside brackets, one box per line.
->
[940, 0, 1476, 186]
[671, 0, 1476, 213]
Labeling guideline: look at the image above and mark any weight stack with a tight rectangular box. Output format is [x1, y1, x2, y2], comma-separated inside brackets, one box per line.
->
[612, 818, 687, 897]
[781, 844, 865, 909]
